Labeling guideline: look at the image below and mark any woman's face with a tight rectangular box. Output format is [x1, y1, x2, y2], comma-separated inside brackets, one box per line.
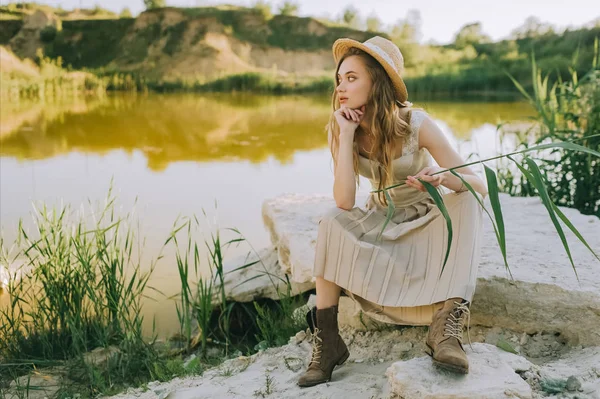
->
[336, 55, 372, 110]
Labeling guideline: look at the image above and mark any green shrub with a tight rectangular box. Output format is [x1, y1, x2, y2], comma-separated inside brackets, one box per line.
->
[39, 25, 57, 42]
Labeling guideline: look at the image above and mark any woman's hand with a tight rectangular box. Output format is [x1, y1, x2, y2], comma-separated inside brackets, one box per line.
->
[334, 105, 365, 136]
[405, 166, 445, 192]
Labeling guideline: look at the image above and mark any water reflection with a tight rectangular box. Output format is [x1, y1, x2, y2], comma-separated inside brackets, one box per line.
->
[1, 93, 335, 168]
[0, 93, 534, 337]
[1, 93, 534, 168]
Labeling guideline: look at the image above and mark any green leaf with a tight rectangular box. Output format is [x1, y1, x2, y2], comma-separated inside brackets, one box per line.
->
[450, 170, 512, 279]
[496, 337, 519, 354]
[483, 165, 507, 269]
[504, 69, 533, 103]
[551, 202, 600, 262]
[376, 190, 395, 241]
[420, 180, 453, 276]
[509, 156, 579, 281]
[372, 137, 600, 195]
[520, 141, 600, 159]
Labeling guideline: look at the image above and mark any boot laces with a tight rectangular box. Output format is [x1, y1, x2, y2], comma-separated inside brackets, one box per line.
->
[307, 327, 323, 365]
[443, 301, 473, 350]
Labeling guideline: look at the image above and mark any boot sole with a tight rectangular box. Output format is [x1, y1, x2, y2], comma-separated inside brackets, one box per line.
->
[297, 350, 350, 388]
[424, 344, 468, 375]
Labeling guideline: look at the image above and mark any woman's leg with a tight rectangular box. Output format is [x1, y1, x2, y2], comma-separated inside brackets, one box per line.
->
[315, 276, 342, 309]
[298, 276, 349, 387]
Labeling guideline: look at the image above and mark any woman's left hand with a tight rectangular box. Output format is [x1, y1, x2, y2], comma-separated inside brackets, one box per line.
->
[405, 166, 445, 192]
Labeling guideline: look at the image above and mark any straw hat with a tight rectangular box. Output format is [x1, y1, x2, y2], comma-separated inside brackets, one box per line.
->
[332, 36, 411, 106]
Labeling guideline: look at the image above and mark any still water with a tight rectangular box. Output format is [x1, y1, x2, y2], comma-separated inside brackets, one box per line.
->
[0, 93, 534, 336]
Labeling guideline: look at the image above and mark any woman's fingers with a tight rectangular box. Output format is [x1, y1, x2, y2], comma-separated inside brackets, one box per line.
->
[406, 178, 425, 192]
[407, 175, 439, 192]
[338, 107, 365, 123]
[338, 106, 364, 123]
[343, 108, 352, 121]
[420, 175, 439, 182]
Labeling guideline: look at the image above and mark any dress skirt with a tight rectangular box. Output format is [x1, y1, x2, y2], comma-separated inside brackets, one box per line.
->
[312, 190, 484, 326]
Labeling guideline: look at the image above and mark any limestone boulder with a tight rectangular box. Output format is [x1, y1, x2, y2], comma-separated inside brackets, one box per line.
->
[262, 193, 600, 345]
[386, 343, 533, 399]
[212, 247, 314, 304]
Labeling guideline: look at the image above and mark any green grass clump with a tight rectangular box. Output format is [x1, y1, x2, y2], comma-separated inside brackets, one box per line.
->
[498, 38, 600, 216]
[0, 48, 107, 101]
[0, 185, 309, 397]
[0, 186, 168, 395]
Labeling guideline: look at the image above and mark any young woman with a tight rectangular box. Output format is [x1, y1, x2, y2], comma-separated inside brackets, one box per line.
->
[297, 36, 488, 388]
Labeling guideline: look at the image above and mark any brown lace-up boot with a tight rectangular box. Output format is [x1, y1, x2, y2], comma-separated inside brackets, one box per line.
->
[305, 305, 317, 334]
[425, 297, 472, 374]
[297, 305, 350, 387]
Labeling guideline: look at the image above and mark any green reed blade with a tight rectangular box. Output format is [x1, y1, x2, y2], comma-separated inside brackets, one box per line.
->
[376, 190, 395, 241]
[420, 180, 453, 276]
[510, 156, 579, 280]
[483, 164, 507, 266]
[225, 259, 261, 274]
[504, 70, 533, 103]
[231, 271, 287, 290]
[450, 170, 512, 279]
[525, 157, 578, 279]
[550, 203, 600, 262]
[523, 141, 600, 158]
[372, 138, 600, 194]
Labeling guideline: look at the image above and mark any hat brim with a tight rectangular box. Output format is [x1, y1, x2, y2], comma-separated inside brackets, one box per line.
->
[332, 38, 409, 105]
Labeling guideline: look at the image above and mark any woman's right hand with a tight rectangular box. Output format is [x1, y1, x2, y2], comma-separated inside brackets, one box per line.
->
[334, 105, 365, 136]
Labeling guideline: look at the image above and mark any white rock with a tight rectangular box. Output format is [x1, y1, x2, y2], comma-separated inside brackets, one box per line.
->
[262, 194, 329, 283]
[8, 371, 62, 399]
[537, 346, 600, 398]
[212, 247, 314, 304]
[262, 193, 600, 345]
[84, 346, 120, 366]
[107, 339, 392, 399]
[386, 343, 533, 399]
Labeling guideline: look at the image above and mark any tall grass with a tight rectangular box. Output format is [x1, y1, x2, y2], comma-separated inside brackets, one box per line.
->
[0, 49, 106, 102]
[497, 39, 600, 217]
[166, 213, 307, 359]
[0, 188, 171, 396]
[0, 186, 307, 397]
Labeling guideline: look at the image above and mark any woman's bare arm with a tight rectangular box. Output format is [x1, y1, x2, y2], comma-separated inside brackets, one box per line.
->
[419, 116, 489, 197]
[329, 128, 357, 210]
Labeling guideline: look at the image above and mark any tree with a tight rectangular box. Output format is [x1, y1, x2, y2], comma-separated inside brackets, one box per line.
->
[386, 10, 422, 68]
[119, 7, 132, 18]
[388, 9, 422, 44]
[278, 1, 298, 16]
[143, 0, 166, 10]
[252, 0, 272, 19]
[453, 22, 490, 48]
[341, 5, 361, 29]
[510, 16, 555, 39]
[366, 12, 382, 32]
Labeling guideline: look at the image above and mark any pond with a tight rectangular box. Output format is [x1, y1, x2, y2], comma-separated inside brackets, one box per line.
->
[0, 92, 534, 337]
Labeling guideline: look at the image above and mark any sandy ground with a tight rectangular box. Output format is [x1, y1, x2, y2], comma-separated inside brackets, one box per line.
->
[106, 323, 599, 399]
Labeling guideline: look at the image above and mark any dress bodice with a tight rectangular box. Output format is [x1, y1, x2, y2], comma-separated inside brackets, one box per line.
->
[358, 109, 433, 209]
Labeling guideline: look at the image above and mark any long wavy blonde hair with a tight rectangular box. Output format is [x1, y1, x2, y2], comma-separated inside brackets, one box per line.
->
[328, 47, 415, 206]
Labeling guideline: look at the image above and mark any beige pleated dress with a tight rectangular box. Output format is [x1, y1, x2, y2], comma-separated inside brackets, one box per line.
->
[313, 110, 485, 326]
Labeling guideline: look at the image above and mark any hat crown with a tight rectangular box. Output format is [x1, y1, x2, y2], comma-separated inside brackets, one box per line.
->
[331, 35, 409, 104]
[364, 36, 404, 72]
